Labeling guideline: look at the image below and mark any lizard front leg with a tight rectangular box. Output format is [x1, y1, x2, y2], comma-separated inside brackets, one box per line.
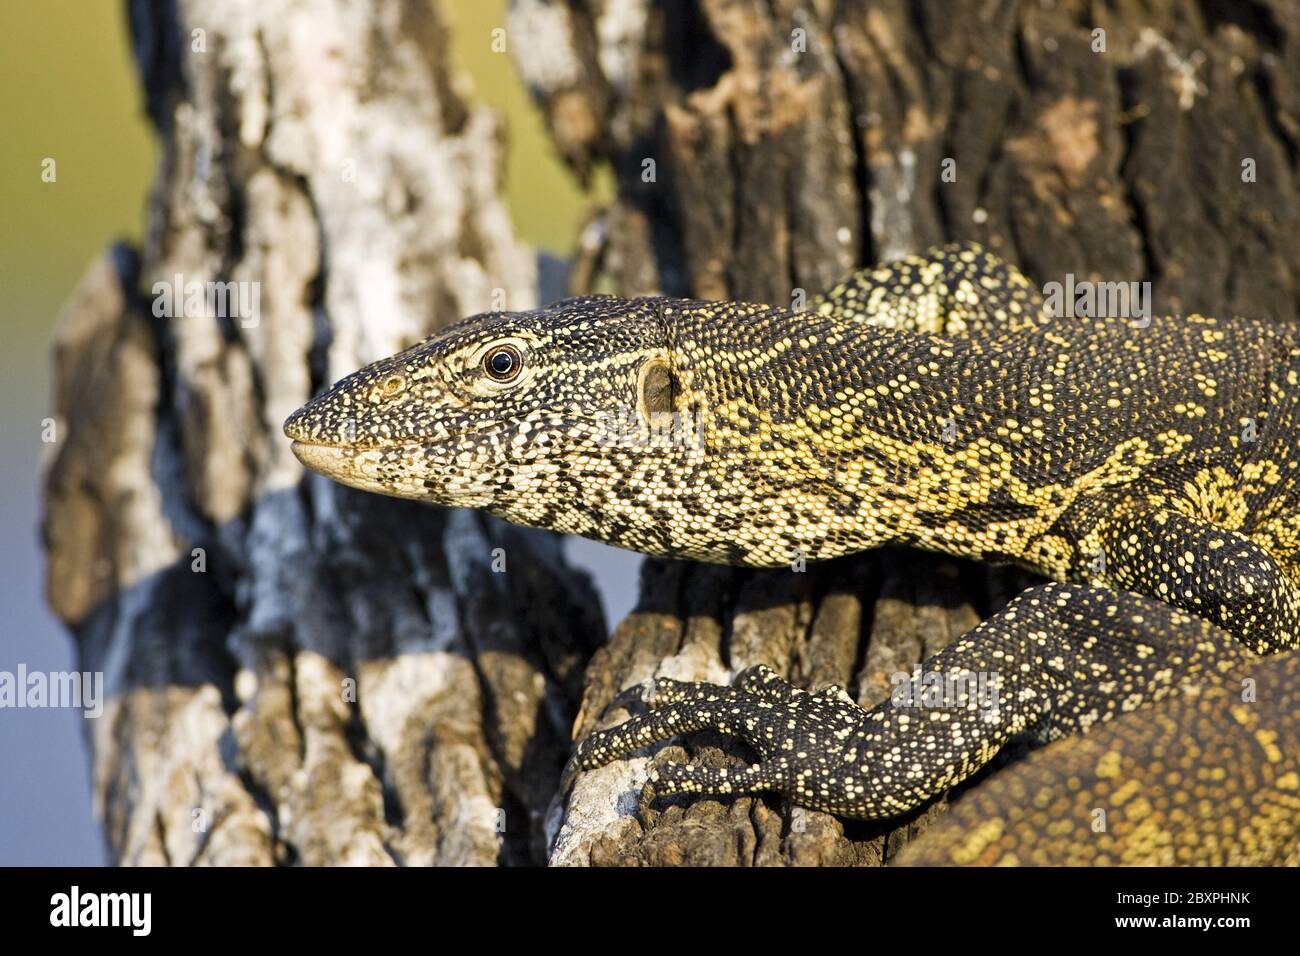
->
[571, 582, 1253, 819]
[1087, 500, 1300, 654]
[809, 242, 1050, 336]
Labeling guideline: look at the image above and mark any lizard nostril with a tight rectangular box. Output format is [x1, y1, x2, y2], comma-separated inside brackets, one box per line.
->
[283, 407, 306, 440]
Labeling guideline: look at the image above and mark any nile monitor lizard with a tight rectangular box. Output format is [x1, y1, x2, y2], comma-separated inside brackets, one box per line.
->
[284, 243, 1300, 865]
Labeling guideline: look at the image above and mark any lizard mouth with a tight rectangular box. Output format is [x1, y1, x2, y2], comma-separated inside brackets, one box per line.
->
[289, 439, 363, 482]
[289, 435, 503, 508]
[289, 438, 427, 499]
[288, 432, 495, 503]
[288, 425, 472, 466]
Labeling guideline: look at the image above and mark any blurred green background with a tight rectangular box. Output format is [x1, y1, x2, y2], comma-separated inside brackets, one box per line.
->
[0, 0, 605, 865]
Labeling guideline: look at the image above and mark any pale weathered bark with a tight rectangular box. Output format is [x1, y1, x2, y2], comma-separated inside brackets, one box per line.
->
[43, 0, 604, 866]
[44, 0, 1300, 868]
[516, 0, 1300, 865]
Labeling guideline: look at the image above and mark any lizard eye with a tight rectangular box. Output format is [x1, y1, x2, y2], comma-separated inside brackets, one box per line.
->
[483, 344, 523, 383]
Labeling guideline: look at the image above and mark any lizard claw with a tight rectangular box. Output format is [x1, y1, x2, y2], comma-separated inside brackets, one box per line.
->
[572, 670, 874, 816]
[604, 675, 735, 716]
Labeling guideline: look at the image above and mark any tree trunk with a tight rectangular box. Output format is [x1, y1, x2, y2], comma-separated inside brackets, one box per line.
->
[43, 0, 604, 867]
[515, 0, 1300, 865]
[44, 0, 1300, 867]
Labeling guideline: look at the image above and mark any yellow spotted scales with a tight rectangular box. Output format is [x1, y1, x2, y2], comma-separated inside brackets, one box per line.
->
[285, 243, 1300, 864]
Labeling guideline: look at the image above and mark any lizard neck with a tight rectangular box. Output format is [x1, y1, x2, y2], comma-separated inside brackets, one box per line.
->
[651, 300, 1042, 566]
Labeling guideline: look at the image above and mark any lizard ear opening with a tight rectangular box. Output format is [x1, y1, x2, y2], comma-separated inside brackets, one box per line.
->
[637, 356, 677, 424]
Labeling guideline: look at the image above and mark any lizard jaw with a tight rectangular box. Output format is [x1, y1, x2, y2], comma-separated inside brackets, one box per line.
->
[290, 439, 362, 483]
[289, 439, 405, 498]
[289, 438, 498, 506]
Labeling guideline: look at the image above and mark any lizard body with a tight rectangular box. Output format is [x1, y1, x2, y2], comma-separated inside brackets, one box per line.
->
[285, 243, 1300, 863]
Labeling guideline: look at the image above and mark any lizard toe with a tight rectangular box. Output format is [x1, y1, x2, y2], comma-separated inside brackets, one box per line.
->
[731, 664, 803, 700]
[647, 760, 784, 801]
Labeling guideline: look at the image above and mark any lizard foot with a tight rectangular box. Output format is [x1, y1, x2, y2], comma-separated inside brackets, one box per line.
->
[573, 666, 878, 816]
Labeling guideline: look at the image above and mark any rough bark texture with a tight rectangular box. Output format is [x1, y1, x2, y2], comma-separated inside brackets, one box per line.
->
[44, 0, 1300, 867]
[43, 0, 604, 866]
[515, 0, 1300, 865]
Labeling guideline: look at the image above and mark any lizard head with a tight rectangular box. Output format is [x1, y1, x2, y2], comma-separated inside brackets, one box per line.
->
[285, 293, 962, 567]
[284, 296, 704, 529]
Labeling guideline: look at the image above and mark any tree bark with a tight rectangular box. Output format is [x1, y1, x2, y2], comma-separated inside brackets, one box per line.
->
[43, 0, 1300, 867]
[43, 0, 604, 867]
[515, 0, 1300, 865]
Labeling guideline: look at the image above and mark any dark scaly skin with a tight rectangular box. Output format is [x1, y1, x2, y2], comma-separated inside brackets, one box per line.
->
[285, 243, 1300, 863]
[896, 650, 1300, 866]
